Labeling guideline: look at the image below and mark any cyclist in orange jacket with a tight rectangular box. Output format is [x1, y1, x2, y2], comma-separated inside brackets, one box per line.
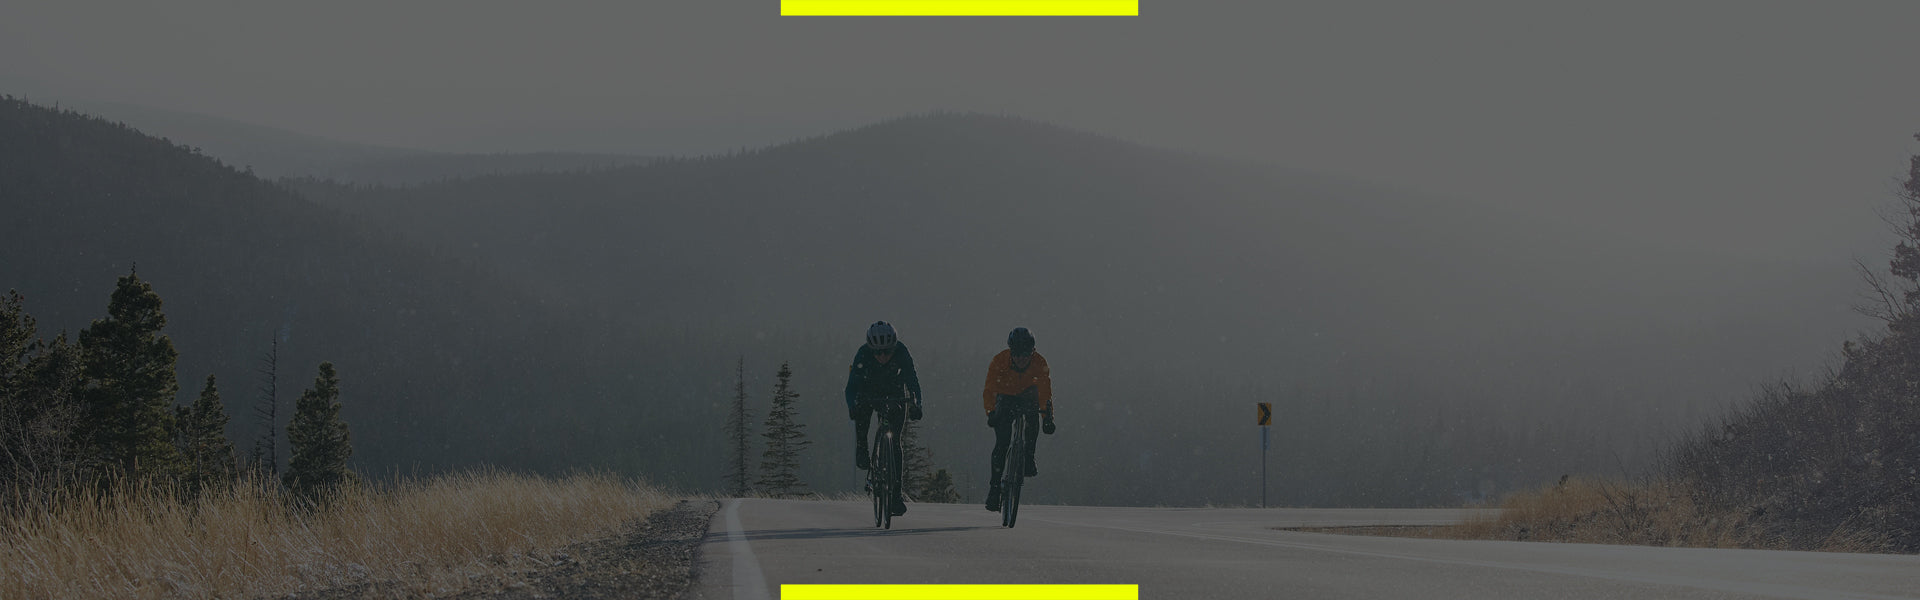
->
[982, 327, 1055, 512]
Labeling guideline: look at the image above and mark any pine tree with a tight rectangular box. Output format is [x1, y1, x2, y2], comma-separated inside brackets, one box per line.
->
[14, 333, 83, 489]
[75, 270, 182, 479]
[1, 291, 49, 490]
[1, 291, 36, 456]
[1, 291, 32, 401]
[177, 374, 236, 495]
[920, 469, 960, 503]
[285, 362, 354, 501]
[898, 419, 958, 502]
[1, 311, 84, 496]
[723, 356, 754, 497]
[900, 417, 934, 497]
[756, 362, 809, 497]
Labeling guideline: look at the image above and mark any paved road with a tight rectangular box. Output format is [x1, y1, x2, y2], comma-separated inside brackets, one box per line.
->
[688, 498, 1920, 600]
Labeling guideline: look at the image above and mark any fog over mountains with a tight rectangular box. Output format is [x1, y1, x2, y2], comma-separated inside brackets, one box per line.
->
[3, 98, 1874, 506]
[302, 112, 1864, 417]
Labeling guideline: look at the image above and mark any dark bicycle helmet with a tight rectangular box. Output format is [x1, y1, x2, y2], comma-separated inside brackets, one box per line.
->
[866, 321, 898, 351]
[1007, 327, 1035, 356]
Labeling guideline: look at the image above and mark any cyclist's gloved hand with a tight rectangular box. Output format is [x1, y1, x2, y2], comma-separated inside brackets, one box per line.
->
[986, 411, 1000, 428]
[909, 403, 923, 421]
[1042, 413, 1056, 435]
[848, 404, 861, 421]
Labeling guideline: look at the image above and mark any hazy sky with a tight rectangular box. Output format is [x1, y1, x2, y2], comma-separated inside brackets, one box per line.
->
[4, 1, 1917, 261]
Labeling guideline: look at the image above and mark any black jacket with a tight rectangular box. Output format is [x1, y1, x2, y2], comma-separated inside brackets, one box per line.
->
[844, 343, 924, 411]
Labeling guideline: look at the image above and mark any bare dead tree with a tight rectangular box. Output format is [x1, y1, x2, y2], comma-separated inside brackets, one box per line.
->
[250, 336, 280, 477]
[723, 356, 753, 497]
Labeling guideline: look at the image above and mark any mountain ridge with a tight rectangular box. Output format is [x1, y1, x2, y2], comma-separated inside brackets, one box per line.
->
[293, 110, 1869, 504]
[13, 96, 653, 185]
[0, 96, 720, 481]
[5, 98, 1872, 505]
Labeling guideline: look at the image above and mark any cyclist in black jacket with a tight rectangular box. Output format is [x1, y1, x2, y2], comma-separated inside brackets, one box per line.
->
[845, 321, 924, 513]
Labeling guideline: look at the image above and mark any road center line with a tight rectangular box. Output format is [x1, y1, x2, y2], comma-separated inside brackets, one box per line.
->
[725, 498, 773, 600]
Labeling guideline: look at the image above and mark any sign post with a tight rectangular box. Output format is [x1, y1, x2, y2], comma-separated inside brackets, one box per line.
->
[1257, 402, 1272, 508]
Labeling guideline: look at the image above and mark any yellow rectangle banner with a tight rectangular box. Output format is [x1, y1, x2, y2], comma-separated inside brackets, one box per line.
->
[783, 584, 1139, 599]
[781, 1, 1139, 16]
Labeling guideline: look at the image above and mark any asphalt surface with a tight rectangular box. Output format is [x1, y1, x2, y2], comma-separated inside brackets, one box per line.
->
[687, 498, 1920, 600]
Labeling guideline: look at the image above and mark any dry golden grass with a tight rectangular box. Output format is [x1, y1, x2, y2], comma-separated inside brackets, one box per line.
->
[1424, 477, 1891, 553]
[0, 469, 676, 599]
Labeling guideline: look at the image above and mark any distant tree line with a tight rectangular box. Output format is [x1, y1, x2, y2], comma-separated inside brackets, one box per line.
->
[0, 270, 355, 510]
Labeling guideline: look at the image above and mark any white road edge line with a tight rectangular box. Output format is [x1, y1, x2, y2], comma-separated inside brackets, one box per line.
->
[725, 498, 773, 600]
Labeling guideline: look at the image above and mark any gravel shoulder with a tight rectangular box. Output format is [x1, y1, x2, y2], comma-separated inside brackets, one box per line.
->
[279, 499, 721, 600]
[464, 499, 720, 600]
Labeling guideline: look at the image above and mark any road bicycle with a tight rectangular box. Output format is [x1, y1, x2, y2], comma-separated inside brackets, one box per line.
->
[997, 395, 1039, 528]
[867, 396, 910, 529]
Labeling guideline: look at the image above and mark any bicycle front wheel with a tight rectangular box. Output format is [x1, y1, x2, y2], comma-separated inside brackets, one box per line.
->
[881, 431, 901, 529]
[1002, 415, 1027, 528]
[870, 441, 886, 528]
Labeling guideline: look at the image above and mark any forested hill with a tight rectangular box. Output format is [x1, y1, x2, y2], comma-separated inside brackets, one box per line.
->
[0, 97, 724, 482]
[3, 97, 1870, 506]
[294, 113, 1866, 505]
[300, 113, 1860, 420]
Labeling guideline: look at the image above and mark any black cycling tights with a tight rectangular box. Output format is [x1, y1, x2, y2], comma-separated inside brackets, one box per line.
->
[853, 399, 905, 448]
[989, 408, 1040, 482]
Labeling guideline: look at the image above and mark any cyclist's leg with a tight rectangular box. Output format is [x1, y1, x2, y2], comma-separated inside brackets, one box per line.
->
[987, 405, 1013, 510]
[884, 405, 909, 515]
[1021, 406, 1041, 476]
[852, 399, 874, 470]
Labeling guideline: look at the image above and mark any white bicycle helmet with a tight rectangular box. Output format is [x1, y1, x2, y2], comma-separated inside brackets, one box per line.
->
[866, 321, 898, 351]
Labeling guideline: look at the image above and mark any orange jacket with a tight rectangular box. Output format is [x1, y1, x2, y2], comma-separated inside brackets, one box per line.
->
[982, 349, 1051, 415]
